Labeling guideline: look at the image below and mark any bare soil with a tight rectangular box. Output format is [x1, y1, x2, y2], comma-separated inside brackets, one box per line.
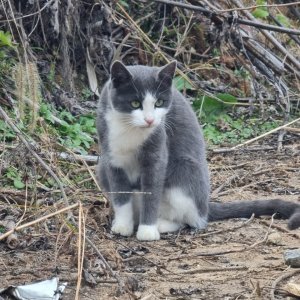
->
[0, 141, 300, 300]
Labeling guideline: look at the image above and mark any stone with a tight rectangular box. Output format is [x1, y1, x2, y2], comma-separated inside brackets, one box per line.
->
[284, 249, 300, 267]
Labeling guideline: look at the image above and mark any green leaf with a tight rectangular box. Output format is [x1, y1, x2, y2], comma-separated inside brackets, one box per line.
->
[119, 0, 129, 8]
[0, 30, 13, 47]
[252, 8, 269, 19]
[173, 76, 194, 91]
[275, 14, 290, 27]
[14, 178, 25, 189]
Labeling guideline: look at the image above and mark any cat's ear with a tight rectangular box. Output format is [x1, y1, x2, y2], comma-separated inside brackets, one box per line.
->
[158, 61, 177, 87]
[110, 61, 132, 88]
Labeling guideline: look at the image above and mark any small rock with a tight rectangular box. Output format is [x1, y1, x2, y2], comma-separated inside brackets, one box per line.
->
[267, 232, 282, 245]
[284, 249, 300, 267]
[285, 282, 300, 297]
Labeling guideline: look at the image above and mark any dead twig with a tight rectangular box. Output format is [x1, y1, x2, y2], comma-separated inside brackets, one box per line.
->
[270, 269, 300, 300]
[85, 236, 126, 295]
[180, 266, 248, 275]
[218, 1, 300, 13]
[231, 118, 300, 150]
[0, 203, 79, 241]
[211, 146, 276, 153]
[199, 214, 255, 237]
[170, 214, 275, 261]
[211, 173, 240, 198]
[75, 202, 85, 300]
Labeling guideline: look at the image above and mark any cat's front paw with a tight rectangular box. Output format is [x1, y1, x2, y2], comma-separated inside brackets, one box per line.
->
[136, 224, 160, 241]
[111, 220, 134, 236]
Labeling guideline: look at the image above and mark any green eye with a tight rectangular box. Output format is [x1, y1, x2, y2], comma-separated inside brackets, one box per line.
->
[131, 100, 141, 109]
[155, 99, 164, 107]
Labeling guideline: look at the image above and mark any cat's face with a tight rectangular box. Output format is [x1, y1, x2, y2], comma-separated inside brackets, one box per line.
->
[108, 61, 176, 129]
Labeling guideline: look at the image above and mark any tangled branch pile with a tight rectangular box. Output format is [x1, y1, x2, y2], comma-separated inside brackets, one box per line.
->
[1, 0, 299, 116]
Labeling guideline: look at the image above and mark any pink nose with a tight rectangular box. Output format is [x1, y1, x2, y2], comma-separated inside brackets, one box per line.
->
[145, 118, 154, 125]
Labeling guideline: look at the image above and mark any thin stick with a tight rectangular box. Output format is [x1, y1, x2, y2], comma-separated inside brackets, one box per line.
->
[231, 118, 300, 150]
[0, 0, 55, 23]
[170, 214, 275, 261]
[218, 1, 300, 12]
[0, 203, 79, 241]
[180, 266, 248, 275]
[75, 202, 84, 300]
[270, 269, 300, 300]
[85, 236, 125, 293]
[199, 214, 255, 237]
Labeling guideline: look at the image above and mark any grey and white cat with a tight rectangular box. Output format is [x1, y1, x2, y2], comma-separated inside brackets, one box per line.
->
[96, 61, 300, 241]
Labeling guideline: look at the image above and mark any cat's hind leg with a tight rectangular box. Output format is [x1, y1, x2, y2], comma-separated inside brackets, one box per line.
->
[160, 187, 207, 230]
[161, 157, 210, 230]
[157, 218, 181, 233]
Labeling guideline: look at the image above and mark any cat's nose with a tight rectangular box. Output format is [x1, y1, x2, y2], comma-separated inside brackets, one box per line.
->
[144, 117, 154, 125]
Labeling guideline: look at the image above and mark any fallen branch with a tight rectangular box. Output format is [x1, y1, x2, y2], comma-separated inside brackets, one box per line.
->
[231, 0, 300, 72]
[153, 0, 300, 35]
[218, 1, 300, 13]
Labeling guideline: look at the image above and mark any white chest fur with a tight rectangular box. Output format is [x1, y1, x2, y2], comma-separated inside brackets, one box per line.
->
[105, 110, 154, 183]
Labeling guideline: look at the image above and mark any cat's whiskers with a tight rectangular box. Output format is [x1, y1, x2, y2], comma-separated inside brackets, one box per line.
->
[164, 119, 175, 136]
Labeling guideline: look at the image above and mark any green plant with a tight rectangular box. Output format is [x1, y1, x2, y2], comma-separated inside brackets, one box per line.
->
[193, 93, 237, 122]
[40, 103, 97, 154]
[0, 119, 16, 141]
[275, 14, 291, 27]
[0, 31, 16, 82]
[5, 167, 25, 189]
[0, 30, 13, 47]
[252, 0, 269, 19]
[202, 114, 279, 146]
[173, 75, 194, 91]
[81, 87, 94, 100]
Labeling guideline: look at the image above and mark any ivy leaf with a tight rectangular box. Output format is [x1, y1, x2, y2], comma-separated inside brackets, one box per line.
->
[276, 14, 290, 28]
[14, 178, 25, 189]
[173, 76, 194, 91]
[252, 8, 269, 19]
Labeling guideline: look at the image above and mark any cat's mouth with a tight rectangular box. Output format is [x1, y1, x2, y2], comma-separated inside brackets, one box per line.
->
[139, 124, 155, 129]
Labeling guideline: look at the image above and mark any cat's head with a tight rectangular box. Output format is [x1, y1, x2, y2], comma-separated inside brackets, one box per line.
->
[108, 61, 176, 129]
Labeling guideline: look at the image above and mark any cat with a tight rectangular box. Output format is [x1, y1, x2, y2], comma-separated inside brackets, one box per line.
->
[96, 60, 300, 241]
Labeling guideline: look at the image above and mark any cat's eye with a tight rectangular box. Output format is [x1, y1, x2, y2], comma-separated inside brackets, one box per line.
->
[155, 99, 164, 107]
[131, 100, 141, 109]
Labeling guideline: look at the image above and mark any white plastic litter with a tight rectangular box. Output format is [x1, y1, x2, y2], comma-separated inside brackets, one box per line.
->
[0, 277, 67, 300]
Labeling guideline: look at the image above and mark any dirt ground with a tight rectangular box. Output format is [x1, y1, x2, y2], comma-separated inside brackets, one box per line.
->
[0, 137, 300, 300]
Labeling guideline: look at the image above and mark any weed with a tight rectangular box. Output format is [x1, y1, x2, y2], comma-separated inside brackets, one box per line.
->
[5, 167, 25, 189]
[252, 0, 269, 19]
[0, 119, 16, 141]
[81, 87, 94, 100]
[40, 103, 97, 154]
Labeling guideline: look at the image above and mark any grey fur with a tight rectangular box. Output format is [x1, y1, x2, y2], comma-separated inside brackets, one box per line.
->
[96, 61, 300, 240]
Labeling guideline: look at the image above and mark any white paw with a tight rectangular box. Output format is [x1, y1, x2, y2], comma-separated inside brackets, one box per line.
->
[157, 218, 181, 233]
[136, 225, 160, 241]
[112, 202, 134, 236]
[111, 220, 134, 236]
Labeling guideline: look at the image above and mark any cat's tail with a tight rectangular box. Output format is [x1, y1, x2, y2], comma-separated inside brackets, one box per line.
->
[208, 199, 300, 229]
